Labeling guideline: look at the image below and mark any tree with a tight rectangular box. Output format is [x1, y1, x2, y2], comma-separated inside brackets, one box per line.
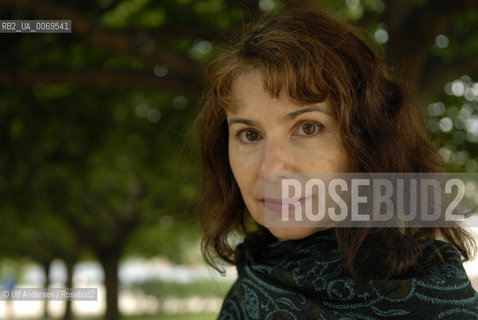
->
[1, 1, 477, 320]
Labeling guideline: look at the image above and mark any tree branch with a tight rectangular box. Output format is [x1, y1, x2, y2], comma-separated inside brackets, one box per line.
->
[417, 55, 478, 107]
[383, 0, 416, 34]
[226, 0, 260, 20]
[91, 0, 124, 18]
[0, 0, 204, 81]
[0, 69, 202, 97]
[384, 0, 477, 99]
[354, 9, 381, 29]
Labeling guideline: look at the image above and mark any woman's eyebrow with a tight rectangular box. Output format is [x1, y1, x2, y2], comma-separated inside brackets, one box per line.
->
[283, 106, 331, 122]
[227, 106, 330, 127]
[228, 118, 258, 127]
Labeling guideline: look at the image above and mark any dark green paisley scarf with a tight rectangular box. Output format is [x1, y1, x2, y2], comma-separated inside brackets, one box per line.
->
[218, 229, 478, 319]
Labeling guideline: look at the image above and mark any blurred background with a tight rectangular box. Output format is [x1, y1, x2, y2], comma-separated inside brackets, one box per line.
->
[0, 0, 477, 319]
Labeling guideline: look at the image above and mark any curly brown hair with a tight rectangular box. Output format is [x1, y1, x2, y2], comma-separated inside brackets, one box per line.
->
[194, 6, 475, 278]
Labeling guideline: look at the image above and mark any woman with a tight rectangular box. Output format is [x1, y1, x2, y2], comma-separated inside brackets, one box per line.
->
[195, 5, 478, 319]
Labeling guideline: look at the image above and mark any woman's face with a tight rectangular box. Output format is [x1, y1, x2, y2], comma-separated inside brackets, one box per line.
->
[227, 71, 350, 241]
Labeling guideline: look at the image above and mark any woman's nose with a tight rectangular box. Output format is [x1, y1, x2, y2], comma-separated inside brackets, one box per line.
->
[259, 140, 295, 178]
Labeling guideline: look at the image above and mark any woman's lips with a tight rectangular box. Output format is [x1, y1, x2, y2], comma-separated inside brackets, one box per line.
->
[260, 197, 311, 213]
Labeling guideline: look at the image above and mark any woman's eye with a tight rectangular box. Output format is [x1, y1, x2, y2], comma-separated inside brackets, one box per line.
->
[238, 129, 261, 143]
[298, 122, 322, 136]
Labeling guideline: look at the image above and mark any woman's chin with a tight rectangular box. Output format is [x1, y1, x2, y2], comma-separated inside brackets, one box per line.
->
[268, 226, 331, 242]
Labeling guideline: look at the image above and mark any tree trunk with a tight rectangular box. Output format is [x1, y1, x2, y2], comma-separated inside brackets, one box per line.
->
[41, 260, 51, 319]
[63, 258, 75, 320]
[98, 248, 121, 320]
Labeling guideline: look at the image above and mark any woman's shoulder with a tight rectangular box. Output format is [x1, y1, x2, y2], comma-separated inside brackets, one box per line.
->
[402, 237, 474, 289]
[221, 232, 478, 320]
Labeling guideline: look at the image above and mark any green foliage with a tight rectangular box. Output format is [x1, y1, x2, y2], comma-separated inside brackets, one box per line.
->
[0, 0, 476, 266]
[101, 0, 166, 28]
[0, 1, 477, 319]
[427, 78, 478, 172]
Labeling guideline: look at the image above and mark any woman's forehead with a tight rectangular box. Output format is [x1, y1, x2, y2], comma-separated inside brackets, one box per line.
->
[231, 71, 263, 97]
[228, 70, 331, 113]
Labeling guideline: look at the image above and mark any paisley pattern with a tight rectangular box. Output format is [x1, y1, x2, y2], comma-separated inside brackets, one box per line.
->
[217, 229, 478, 319]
